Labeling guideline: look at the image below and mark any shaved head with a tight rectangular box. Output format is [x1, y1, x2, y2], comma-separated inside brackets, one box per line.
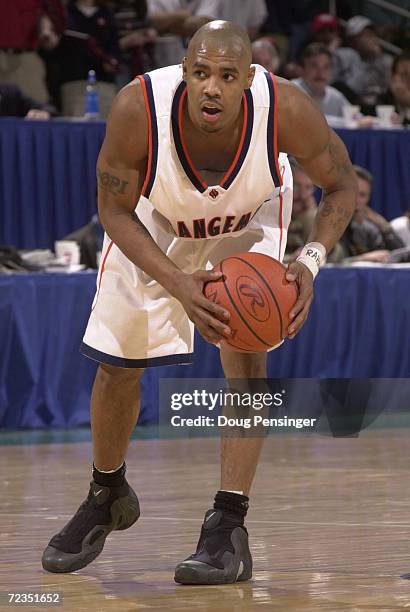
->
[188, 20, 252, 66]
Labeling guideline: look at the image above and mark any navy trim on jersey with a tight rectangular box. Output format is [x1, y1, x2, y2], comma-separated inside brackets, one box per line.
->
[171, 81, 206, 193]
[220, 88, 254, 189]
[80, 342, 194, 368]
[264, 72, 281, 187]
[141, 73, 158, 199]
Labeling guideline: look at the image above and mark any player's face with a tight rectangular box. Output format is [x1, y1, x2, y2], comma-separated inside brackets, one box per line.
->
[302, 54, 332, 95]
[183, 43, 255, 134]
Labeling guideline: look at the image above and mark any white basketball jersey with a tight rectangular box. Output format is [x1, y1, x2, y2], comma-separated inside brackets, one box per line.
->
[136, 64, 285, 240]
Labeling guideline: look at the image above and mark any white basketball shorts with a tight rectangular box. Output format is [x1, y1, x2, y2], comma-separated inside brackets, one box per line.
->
[81, 158, 293, 368]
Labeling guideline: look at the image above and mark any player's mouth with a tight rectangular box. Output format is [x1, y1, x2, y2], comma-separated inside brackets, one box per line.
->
[201, 104, 222, 122]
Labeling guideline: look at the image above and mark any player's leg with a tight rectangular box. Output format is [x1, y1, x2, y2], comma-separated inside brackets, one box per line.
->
[174, 349, 266, 585]
[42, 364, 143, 573]
[220, 348, 267, 495]
[91, 363, 142, 470]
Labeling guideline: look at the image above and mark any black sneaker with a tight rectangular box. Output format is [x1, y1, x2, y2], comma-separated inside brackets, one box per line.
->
[174, 509, 252, 585]
[41, 479, 140, 573]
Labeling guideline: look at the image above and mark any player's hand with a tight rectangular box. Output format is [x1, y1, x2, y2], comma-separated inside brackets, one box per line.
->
[285, 261, 314, 339]
[174, 270, 231, 345]
[363, 207, 390, 232]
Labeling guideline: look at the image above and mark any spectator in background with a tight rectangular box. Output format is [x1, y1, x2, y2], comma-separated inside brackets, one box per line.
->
[292, 43, 350, 119]
[111, 0, 157, 79]
[147, 1, 212, 68]
[0, 0, 65, 103]
[146, 0, 268, 69]
[285, 161, 343, 263]
[251, 39, 280, 73]
[258, 0, 292, 66]
[192, 0, 268, 40]
[340, 165, 404, 262]
[332, 16, 393, 110]
[311, 13, 341, 53]
[285, 160, 318, 261]
[0, 83, 56, 119]
[64, 214, 104, 269]
[377, 52, 410, 127]
[287, 0, 329, 60]
[43, 0, 121, 118]
[390, 210, 410, 248]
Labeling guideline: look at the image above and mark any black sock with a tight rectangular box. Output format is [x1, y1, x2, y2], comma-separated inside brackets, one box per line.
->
[92, 462, 126, 488]
[213, 490, 249, 521]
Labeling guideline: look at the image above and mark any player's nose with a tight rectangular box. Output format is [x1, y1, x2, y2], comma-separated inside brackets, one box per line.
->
[203, 76, 222, 98]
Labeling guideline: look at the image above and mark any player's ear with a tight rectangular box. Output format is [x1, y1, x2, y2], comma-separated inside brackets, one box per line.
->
[182, 57, 188, 80]
[247, 65, 256, 88]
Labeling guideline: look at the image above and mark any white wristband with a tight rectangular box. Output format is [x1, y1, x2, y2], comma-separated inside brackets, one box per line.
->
[296, 242, 327, 279]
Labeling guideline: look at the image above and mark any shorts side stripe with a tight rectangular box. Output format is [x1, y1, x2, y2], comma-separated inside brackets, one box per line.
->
[91, 239, 114, 312]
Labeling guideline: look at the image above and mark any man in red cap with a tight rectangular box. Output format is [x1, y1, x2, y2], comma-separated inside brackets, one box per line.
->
[311, 13, 341, 53]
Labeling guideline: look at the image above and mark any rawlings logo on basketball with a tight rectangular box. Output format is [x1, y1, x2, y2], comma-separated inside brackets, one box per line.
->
[206, 287, 218, 303]
[236, 276, 271, 322]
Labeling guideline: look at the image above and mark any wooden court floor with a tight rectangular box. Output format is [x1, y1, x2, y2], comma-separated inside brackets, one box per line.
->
[1, 428, 410, 611]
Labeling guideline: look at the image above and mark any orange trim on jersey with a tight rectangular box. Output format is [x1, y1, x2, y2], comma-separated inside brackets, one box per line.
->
[278, 191, 284, 260]
[270, 72, 283, 188]
[178, 88, 207, 190]
[138, 75, 152, 196]
[220, 92, 248, 187]
[91, 240, 114, 311]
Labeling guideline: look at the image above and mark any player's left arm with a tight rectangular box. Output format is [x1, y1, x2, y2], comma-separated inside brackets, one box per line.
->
[277, 80, 357, 338]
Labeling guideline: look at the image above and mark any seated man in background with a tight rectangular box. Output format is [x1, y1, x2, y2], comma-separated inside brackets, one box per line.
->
[0, 0, 65, 104]
[195, 0, 268, 41]
[43, 0, 121, 119]
[390, 210, 410, 248]
[0, 83, 55, 119]
[377, 51, 410, 127]
[147, 0, 213, 67]
[340, 165, 404, 262]
[285, 160, 343, 263]
[251, 38, 280, 73]
[292, 43, 350, 120]
[332, 16, 392, 110]
[310, 13, 341, 53]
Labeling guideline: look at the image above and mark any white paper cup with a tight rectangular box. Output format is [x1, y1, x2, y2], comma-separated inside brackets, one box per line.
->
[55, 240, 81, 265]
[376, 105, 394, 127]
[342, 105, 360, 128]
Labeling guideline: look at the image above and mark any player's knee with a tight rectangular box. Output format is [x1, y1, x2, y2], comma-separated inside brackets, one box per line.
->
[97, 363, 144, 387]
[221, 347, 267, 377]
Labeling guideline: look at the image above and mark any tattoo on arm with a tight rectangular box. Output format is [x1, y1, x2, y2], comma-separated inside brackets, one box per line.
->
[97, 168, 129, 197]
[319, 201, 352, 233]
[315, 136, 355, 236]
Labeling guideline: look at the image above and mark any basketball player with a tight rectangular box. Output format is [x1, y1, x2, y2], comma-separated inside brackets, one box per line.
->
[42, 21, 357, 583]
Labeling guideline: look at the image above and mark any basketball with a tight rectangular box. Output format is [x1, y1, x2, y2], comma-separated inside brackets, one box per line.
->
[204, 252, 298, 352]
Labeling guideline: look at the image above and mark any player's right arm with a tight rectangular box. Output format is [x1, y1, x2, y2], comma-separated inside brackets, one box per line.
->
[96, 81, 230, 344]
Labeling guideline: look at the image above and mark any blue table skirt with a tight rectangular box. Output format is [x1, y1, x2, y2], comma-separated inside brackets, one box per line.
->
[0, 118, 409, 249]
[0, 267, 408, 429]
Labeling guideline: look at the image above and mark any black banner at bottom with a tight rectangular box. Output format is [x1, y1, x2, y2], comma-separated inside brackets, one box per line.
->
[158, 378, 410, 438]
